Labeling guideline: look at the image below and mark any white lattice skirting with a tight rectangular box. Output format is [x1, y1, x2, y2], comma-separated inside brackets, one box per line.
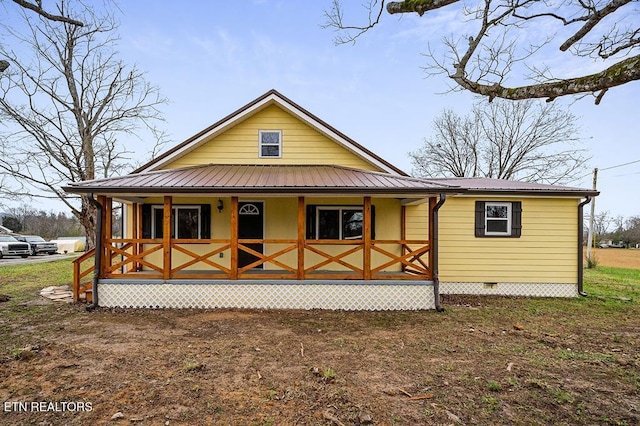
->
[98, 281, 436, 310]
[439, 282, 578, 297]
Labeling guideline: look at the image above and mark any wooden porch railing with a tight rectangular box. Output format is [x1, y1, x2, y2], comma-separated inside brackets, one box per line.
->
[72, 249, 95, 302]
[73, 238, 432, 301]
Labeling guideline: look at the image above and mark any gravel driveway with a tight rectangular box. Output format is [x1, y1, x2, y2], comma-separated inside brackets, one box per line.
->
[0, 253, 78, 267]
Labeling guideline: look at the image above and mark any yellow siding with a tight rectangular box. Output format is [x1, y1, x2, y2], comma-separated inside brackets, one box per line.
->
[438, 197, 579, 283]
[124, 202, 134, 239]
[163, 105, 383, 171]
[405, 203, 430, 240]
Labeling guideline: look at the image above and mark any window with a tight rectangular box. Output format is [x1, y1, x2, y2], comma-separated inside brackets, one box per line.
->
[303, 205, 375, 240]
[485, 202, 511, 235]
[259, 130, 282, 158]
[475, 201, 522, 238]
[142, 204, 211, 239]
[152, 206, 200, 239]
[317, 207, 363, 240]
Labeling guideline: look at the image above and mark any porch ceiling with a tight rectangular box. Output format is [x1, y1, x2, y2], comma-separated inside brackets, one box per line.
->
[63, 164, 458, 196]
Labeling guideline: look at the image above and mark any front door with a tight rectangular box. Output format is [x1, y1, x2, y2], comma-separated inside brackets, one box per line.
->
[238, 201, 264, 269]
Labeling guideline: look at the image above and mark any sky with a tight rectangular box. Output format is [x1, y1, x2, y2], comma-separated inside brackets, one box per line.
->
[2, 0, 640, 218]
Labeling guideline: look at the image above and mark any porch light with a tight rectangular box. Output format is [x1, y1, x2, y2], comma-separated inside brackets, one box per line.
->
[217, 199, 224, 213]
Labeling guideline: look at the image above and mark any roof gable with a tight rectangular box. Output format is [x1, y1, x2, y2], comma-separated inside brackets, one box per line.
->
[136, 90, 407, 176]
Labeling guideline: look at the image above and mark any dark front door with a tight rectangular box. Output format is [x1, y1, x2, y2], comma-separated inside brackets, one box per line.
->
[238, 202, 264, 269]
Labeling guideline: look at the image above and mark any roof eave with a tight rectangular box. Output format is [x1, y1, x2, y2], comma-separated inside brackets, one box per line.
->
[460, 189, 600, 197]
[62, 186, 458, 196]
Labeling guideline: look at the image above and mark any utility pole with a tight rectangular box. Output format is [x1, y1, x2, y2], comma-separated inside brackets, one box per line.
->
[586, 168, 598, 266]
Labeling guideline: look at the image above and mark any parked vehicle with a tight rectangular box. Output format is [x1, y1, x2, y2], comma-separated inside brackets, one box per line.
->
[0, 235, 30, 258]
[597, 242, 626, 249]
[12, 235, 58, 256]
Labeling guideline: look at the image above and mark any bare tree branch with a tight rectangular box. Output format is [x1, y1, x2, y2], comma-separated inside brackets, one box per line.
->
[11, 0, 84, 25]
[325, 0, 640, 103]
[387, 0, 459, 15]
[322, 0, 386, 44]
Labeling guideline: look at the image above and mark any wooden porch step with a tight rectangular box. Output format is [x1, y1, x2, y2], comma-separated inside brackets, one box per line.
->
[79, 289, 92, 304]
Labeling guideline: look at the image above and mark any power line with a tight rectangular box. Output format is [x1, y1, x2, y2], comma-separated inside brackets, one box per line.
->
[568, 159, 640, 183]
[600, 159, 640, 171]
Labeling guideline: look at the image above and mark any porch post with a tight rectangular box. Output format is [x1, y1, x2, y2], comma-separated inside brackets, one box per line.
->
[230, 196, 239, 280]
[428, 197, 436, 279]
[297, 196, 305, 280]
[163, 196, 172, 280]
[401, 205, 407, 273]
[363, 196, 372, 280]
[104, 197, 113, 275]
[131, 203, 140, 272]
[97, 195, 108, 278]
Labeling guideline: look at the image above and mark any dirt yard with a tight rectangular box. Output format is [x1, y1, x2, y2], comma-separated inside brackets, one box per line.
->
[1, 257, 639, 425]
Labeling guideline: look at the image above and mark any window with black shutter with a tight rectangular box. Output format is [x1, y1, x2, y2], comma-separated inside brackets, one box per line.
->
[141, 204, 211, 239]
[475, 201, 522, 238]
[306, 205, 375, 240]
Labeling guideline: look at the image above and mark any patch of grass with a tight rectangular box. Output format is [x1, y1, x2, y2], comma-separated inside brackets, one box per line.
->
[183, 360, 205, 373]
[481, 395, 500, 411]
[558, 349, 588, 360]
[0, 258, 75, 303]
[487, 380, 502, 392]
[551, 388, 575, 404]
[323, 367, 336, 381]
[584, 266, 640, 301]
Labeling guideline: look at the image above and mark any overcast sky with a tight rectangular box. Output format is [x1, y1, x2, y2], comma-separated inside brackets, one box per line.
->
[4, 0, 640, 218]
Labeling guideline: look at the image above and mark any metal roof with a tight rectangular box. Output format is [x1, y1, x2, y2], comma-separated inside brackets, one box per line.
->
[64, 164, 456, 195]
[64, 166, 598, 198]
[428, 177, 599, 196]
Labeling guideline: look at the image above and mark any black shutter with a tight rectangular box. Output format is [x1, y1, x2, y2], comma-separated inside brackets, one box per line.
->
[511, 201, 522, 238]
[370, 205, 376, 239]
[475, 201, 486, 237]
[200, 204, 211, 239]
[141, 204, 152, 239]
[306, 204, 316, 239]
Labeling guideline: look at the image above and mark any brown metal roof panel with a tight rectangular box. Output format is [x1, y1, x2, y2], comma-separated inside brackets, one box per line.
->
[246, 165, 264, 187]
[164, 167, 193, 187]
[183, 166, 213, 187]
[215, 165, 243, 187]
[202, 164, 233, 187]
[332, 167, 356, 187]
[316, 166, 336, 187]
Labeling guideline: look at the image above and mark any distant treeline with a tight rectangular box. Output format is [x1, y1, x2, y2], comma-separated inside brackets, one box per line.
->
[1, 205, 84, 240]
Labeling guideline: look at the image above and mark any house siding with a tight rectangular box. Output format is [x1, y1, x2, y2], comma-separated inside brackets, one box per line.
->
[439, 197, 578, 284]
[405, 203, 430, 240]
[163, 105, 383, 172]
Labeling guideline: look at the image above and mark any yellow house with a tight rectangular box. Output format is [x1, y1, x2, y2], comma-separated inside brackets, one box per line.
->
[64, 90, 597, 310]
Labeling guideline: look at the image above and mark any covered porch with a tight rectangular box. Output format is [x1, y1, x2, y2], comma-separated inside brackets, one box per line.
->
[67, 165, 451, 310]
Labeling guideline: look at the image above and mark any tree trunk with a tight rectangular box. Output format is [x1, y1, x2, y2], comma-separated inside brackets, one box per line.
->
[77, 195, 98, 251]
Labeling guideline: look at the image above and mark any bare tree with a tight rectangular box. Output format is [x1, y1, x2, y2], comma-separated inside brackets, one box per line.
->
[0, 0, 166, 249]
[1, 0, 84, 73]
[592, 210, 613, 237]
[324, 0, 640, 103]
[622, 215, 640, 246]
[409, 98, 588, 184]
